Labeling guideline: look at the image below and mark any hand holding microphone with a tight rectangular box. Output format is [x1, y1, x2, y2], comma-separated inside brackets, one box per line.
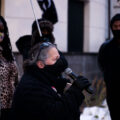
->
[64, 68, 94, 94]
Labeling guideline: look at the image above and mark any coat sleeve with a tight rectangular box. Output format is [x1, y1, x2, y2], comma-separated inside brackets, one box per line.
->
[13, 77, 84, 120]
[98, 43, 107, 72]
[40, 86, 84, 120]
[54, 75, 71, 95]
[9, 62, 18, 88]
[16, 35, 32, 60]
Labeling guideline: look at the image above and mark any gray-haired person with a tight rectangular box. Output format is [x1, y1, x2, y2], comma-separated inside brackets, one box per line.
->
[11, 42, 91, 120]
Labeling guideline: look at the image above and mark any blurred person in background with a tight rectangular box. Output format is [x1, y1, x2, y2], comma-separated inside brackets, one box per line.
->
[98, 13, 120, 120]
[0, 16, 18, 120]
[16, 0, 58, 61]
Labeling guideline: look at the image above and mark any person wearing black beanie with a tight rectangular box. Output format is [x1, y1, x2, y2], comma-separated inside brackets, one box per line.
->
[98, 13, 120, 120]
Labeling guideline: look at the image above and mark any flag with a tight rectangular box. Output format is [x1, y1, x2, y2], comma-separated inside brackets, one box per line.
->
[37, 0, 58, 24]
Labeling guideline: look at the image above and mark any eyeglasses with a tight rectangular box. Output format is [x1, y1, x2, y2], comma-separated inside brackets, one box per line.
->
[38, 42, 54, 53]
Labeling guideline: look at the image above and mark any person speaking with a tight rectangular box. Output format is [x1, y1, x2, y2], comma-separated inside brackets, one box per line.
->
[11, 42, 91, 120]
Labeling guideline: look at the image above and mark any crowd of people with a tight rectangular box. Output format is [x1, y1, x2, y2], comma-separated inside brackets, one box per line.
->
[0, 0, 91, 120]
[0, 0, 119, 120]
[0, 14, 91, 120]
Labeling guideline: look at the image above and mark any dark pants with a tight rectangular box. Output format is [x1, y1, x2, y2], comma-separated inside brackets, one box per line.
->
[107, 98, 117, 120]
[0, 109, 11, 120]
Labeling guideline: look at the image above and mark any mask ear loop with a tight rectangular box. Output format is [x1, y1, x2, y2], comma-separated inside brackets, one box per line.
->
[30, 0, 42, 37]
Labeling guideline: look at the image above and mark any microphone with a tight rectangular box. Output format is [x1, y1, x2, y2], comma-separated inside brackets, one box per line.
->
[64, 68, 94, 94]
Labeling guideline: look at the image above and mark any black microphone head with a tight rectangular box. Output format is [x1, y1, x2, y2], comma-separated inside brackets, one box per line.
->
[64, 68, 72, 75]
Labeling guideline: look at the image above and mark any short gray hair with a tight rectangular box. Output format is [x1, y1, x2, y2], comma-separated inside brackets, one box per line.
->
[28, 42, 56, 65]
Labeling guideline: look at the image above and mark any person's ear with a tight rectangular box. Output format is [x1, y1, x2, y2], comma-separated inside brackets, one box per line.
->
[36, 61, 45, 69]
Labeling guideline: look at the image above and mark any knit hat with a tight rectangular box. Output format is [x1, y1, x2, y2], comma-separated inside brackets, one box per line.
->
[110, 13, 120, 29]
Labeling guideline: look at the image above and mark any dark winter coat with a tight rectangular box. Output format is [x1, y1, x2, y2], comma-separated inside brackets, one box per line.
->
[98, 39, 120, 91]
[16, 35, 31, 60]
[11, 65, 84, 120]
[98, 38, 120, 118]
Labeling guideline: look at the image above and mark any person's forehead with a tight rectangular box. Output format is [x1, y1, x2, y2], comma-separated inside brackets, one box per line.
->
[48, 47, 59, 57]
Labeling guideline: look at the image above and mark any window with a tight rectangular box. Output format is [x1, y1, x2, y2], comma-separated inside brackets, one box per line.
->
[68, 0, 84, 52]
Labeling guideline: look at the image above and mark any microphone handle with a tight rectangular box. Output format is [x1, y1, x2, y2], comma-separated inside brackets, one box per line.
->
[69, 73, 77, 80]
[85, 86, 94, 94]
[69, 73, 94, 94]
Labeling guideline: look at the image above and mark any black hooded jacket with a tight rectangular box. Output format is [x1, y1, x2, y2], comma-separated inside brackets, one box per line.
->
[98, 13, 120, 120]
[98, 38, 120, 97]
[11, 65, 84, 120]
[98, 38, 120, 120]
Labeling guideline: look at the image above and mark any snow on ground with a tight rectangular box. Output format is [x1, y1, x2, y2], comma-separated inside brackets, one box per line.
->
[80, 100, 111, 120]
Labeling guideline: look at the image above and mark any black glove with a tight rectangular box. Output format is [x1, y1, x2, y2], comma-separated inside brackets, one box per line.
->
[72, 76, 91, 91]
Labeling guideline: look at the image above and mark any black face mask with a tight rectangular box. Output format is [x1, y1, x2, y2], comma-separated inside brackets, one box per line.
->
[112, 30, 120, 39]
[44, 56, 68, 76]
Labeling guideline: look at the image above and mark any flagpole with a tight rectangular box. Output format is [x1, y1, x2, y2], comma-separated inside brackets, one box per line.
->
[30, 0, 42, 37]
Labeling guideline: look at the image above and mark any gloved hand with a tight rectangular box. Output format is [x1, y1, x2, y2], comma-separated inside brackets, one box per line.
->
[72, 76, 91, 91]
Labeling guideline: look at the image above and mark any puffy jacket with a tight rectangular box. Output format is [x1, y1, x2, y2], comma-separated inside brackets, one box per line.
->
[11, 65, 84, 120]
